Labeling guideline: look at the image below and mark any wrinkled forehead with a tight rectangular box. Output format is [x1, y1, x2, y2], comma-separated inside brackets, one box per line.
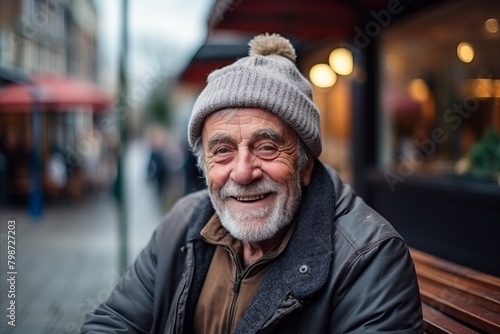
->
[201, 108, 297, 141]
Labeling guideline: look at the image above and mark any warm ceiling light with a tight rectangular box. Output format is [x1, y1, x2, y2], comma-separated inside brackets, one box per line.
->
[309, 63, 337, 88]
[457, 42, 474, 63]
[329, 48, 353, 75]
[408, 78, 430, 102]
[471, 79, 500, 98]
[472, 79, 493, 98]
[485, 18, 499, 33]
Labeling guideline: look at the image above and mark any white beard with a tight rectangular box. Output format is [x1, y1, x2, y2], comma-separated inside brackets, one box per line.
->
[208, 173, 302, 243]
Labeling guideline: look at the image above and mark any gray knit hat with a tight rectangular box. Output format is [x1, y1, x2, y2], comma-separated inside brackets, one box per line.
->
[188, 33, 322, 158]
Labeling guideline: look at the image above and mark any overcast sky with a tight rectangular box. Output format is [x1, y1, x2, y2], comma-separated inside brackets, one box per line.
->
[95, 0, 212, 95]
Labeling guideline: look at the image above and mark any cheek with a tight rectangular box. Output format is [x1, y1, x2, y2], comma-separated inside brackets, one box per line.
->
[268, 158, 297, 181]
[264, 164, 296, 185]
[206, 165, 230, 189]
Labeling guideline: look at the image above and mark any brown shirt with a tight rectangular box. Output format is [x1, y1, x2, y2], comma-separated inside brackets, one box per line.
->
[194, 214, 295, 334]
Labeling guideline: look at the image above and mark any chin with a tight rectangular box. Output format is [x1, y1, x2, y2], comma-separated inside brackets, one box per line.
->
[219, 208, 290, 243]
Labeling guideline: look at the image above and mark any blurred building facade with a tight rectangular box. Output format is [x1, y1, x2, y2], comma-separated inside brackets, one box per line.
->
[0, 0, 98, 79]
[178, 0, 500, 276]
[0, 0, 114, 208]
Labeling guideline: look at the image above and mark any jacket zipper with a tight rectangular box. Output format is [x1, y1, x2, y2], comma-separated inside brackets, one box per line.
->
[224, 248, 244, 334]
[224, 248, 276, 333]
[225, 272, 242, 333]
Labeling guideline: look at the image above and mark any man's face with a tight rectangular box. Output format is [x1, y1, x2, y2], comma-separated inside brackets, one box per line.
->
[202, 108, 309, 243]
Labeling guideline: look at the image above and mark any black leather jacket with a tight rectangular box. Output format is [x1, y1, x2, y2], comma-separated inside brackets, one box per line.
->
[82, 162, 424, 333]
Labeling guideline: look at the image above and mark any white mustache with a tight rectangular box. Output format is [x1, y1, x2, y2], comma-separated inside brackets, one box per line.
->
[220, 180, 280, 199]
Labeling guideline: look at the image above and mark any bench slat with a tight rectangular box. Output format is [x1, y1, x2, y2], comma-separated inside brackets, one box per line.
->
[409, 248, 500, 333]
[422, 303, 480, 334]
[418, 277, 500, 334]
[414, 262, 500, 313]
[410, 248, 500, 288]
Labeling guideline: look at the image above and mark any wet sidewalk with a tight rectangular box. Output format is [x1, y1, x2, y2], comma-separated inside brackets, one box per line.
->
[0, 140, 166, 334]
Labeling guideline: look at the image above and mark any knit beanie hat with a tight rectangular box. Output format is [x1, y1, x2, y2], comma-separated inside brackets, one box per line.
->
[188, 33, 322, 158]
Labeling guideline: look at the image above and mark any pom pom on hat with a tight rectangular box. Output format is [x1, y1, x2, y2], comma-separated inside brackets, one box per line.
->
[248, 33, 297, 62]
[188, 32, 322, 158]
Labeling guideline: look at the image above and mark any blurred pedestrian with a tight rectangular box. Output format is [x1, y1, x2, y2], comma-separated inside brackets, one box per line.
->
[44, 144, 68, 199]
[147, 147, 168, 194]
[82, 33, 423, 333]
[146, 125, 169, 195]
[80, 125, 104, 192]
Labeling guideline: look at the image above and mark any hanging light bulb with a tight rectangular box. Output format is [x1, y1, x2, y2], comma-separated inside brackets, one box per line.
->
[309, 64, 337, 88]
[485, 18, 499, 34]
[457, 42, 474, 63]
[408, 78, 430, 102]
[329, 48, 353, 75]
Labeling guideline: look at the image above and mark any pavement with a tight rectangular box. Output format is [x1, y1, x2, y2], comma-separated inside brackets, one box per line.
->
[0, 140, 170, 334]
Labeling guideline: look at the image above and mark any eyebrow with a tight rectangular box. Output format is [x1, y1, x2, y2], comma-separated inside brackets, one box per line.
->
[207, 134, 236, 151]
[250, 128, 285, 145]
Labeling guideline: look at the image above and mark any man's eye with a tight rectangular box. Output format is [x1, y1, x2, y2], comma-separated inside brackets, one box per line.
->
[255, 145, 279, 159]
[214, 147, 231, 155]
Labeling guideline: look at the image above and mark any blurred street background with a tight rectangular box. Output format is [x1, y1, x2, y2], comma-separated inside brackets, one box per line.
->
[0, 138, 166, 334]
[1, 1, 209, 332]
[0, 0, 499, 332]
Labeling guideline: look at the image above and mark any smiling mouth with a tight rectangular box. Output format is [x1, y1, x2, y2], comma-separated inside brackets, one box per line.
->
[233, 193, 270, 203]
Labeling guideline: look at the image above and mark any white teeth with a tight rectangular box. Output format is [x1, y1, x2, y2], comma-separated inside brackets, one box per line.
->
[236, 194, 265, 202]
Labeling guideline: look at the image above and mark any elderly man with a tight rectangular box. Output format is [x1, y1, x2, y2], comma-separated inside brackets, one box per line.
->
[82, 33, 423, 333]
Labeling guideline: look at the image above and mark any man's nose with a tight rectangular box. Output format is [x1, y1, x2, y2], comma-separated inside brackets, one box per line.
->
[230, 149, 262, 185]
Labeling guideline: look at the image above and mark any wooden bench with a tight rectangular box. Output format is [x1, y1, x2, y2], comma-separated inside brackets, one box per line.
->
[409, 248, 500, 334]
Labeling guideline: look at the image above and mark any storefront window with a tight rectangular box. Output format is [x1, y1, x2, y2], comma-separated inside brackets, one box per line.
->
[379, 0, 500, 183]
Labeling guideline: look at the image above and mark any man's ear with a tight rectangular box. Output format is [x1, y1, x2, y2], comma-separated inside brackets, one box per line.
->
[301, 158, 315, 187]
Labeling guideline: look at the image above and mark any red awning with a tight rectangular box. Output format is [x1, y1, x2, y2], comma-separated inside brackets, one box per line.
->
[0, 74, 113, 112]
